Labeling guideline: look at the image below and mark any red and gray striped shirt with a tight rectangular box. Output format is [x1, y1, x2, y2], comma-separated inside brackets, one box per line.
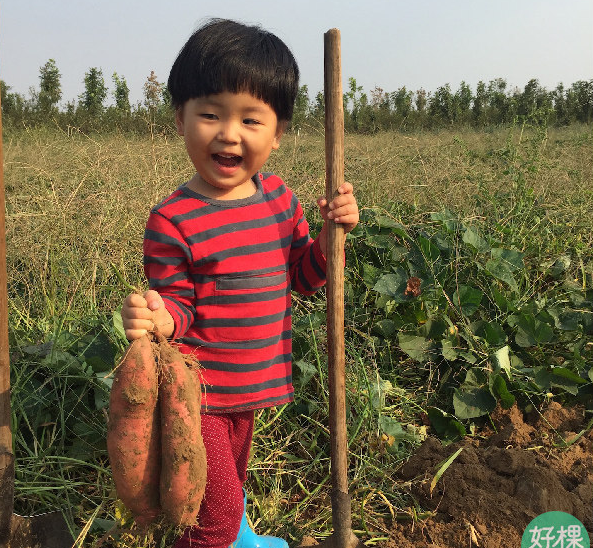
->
[144, 173, 327, 412]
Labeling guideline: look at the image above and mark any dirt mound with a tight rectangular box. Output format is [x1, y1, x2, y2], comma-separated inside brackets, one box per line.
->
[385, 403, 593, 548]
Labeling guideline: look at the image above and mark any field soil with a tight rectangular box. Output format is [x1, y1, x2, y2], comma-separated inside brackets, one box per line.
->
[383, 402, 592, 547]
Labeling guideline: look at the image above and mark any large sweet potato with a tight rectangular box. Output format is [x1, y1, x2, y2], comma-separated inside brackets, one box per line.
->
[158, 341, 207, 526]
[107, 334, 161, 526]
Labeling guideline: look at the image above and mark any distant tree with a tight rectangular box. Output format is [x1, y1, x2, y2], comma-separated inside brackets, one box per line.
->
[344, 77, 363, 130]
[38, 59, 62, 114]
[112, 72, 130, 114]
[162, 86, 172, 110]
[566, 80, 593, 124]
[413, 88, 429, 129]
[518, 78, 539, 117]
[370, 86, 391, 130]
[356, 91, 376, 132]
[472, 81, 487, 126]
[487, 78, 509, 124]
[516, 78, 553, 122]
[80, 68, 107, 115]
[415, 88, 427, 114]
[429, 84, 454, 125]
[143, 71, 163, 112]
[0, 81, 26, 123]
[552, 83, 568, 125]
[311, 91, 324, 122]
[0, 80, 9, 108]
[292, 84, 310, 132]
[65, 100, 75, 117]
[391, 86, 413, 120]
[454, 81, 473, 124]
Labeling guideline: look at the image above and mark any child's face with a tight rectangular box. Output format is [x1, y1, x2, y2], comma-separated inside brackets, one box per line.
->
[176, 91, 285, 199]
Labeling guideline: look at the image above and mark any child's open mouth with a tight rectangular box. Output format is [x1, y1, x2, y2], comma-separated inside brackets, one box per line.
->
[212, 153, 242, 168]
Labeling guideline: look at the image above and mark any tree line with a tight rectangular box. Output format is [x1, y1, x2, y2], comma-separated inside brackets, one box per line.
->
[1, 59, 592, 134]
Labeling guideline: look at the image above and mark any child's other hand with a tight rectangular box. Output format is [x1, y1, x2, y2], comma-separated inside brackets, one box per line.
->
[317, 182, 359, 234]
[121, 290, 173, 340]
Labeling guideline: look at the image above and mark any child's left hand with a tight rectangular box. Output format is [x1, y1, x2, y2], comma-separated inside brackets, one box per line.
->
[317, 182, 359, 234]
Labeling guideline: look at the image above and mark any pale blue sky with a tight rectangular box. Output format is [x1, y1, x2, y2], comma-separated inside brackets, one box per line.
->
[1, 0, 592, 106]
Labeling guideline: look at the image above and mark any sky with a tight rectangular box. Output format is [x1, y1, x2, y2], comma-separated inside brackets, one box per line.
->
[1, 0, 592, 107]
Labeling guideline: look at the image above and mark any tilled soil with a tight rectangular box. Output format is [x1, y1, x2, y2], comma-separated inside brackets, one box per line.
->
[384, 402, 592, 548]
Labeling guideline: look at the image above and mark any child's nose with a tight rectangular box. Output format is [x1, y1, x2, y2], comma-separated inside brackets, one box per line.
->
[217, 121, 240, 143]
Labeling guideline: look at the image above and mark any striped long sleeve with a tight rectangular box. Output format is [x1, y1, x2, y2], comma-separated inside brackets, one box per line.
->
[143, 173, 326, 412]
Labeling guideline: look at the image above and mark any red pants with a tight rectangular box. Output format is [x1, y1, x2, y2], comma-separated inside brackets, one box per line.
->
[173, 411, 254, 548]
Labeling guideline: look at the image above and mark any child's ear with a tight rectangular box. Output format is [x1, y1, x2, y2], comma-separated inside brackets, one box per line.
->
[272, 121, 288, 150]
[175, 107, 185, 136]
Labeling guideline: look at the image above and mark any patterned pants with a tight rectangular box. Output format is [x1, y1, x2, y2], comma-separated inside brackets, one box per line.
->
[173, 411, 254, 548]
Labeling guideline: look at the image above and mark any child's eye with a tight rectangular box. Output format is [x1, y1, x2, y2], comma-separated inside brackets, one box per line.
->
[243, 118, 260, 125]
[200, 113, 217, 120]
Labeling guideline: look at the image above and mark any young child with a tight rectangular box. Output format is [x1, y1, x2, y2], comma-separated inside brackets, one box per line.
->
[121, 18, 359, 548]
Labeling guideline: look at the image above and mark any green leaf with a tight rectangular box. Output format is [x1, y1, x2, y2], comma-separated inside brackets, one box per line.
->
[547, 307, 582, 332]
[589, 367, 593, 383]
[441, 339, 458, 361]
[427, 407, 466, 444]
[112, 310, 127, 343]
[378, 416, 419, 447]
[453, 387, 497, 419]
[452, 285, 483, 317]
[90, 518, 117, 534]
[489, 374, 515, 408]
[370, 378, 395, 410]
[293, 360, 317, 388]
[418, 236, 441, 263]
[398, 333, 438, 362]
[430, 448, 463, 494]
[366, 234, 393, 249]
[374, 217, 410, 240]
[491, 248, 525, 271]
[544, 254, 571, 279]
[41, 349, 83, 374]
[491, 286, 515, 312]
[362, 262, 382, 288]
[391, 245, 408, 263]
[373, 268, 409, 302]
[550, 378, 580, 396]
[462, 227, 490, 252]
[552, 367, 587, 385]
[80, 333, 116, 373]
[533, 367, 553, 391]
[491, 346, 512, 377]
[372, 319, 396, 339]
[485, 258, 519, 292]
[453, 368, 497, 419]
[376, 215, 401, 229]
[430, 210, 461, 232]
[515, 315, 554, 347]
[463, 368, 488, 387]
[458, 350, 478, 364]
[420, 318, 448, 339]
[471, 320, 507, 346]
[94, 373, 112, 410]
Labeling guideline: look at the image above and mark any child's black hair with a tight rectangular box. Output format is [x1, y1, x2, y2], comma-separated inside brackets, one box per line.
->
[168, 19, 299, 122]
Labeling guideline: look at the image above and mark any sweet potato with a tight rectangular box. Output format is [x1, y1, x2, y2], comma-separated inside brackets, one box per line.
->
[158, 341, 207, 526]
[107, 334, 161, 527]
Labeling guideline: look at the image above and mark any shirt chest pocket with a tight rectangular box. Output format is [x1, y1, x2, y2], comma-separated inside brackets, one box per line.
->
[215, 271, 287, 292]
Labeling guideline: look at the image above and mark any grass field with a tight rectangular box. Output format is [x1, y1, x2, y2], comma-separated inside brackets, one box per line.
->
[3, 121, 592, 546]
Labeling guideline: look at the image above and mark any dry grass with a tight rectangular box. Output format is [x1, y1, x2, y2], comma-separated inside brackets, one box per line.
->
[4, 124, 591, 318]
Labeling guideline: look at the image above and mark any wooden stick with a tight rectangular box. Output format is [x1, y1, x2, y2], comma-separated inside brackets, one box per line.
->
[0, 67, 15, 544]
[324, 28, 351, 545]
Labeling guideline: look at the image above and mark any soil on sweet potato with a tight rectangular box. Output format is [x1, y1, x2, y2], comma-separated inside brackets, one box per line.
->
[383, 402, 592, 548]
